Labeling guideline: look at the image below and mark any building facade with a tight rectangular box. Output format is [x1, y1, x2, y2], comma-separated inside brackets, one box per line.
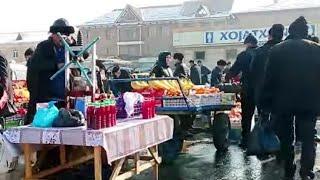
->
[79, 0, 320, 68]
[0, 31, 48, 63]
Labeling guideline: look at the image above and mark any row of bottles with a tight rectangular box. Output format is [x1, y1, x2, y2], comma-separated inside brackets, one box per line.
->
[86, 99, 117, 130]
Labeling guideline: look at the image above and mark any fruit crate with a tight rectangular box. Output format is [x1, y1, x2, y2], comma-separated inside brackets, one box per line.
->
[162, 97, 192, 107]
[0, 115, 24, 130]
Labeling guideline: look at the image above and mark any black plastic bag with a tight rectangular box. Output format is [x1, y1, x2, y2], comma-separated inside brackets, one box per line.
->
[246, 115, 280, 156]
[246, 118, 263, 156]
[52, 108, 85, 127]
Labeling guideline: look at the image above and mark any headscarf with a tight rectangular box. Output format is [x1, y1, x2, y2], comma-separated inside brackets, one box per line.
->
[157, 51, 171, 68]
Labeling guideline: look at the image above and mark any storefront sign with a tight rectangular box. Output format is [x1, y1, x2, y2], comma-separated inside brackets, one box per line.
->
[204, 25, 317, 44]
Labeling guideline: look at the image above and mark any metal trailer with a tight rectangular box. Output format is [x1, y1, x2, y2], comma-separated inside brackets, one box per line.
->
[109, 77, 236, 162]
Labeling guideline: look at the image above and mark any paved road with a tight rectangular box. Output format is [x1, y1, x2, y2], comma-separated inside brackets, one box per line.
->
[132, 132, 320, 180]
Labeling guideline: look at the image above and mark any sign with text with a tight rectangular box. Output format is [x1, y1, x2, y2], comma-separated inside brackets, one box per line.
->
[204, 25, 317, 44]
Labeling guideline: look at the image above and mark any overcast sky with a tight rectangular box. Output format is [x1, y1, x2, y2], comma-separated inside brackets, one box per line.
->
[0, 0, 270, 33]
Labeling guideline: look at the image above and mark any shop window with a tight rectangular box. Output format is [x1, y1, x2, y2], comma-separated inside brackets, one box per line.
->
[13, 50, 18, 58]
[195, 51, 205, 60]
[226, 49, 237, 60]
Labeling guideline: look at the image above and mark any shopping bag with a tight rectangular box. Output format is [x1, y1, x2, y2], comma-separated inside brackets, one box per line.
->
[32, 101, 59, 128]
[247, 115, 280, 156]
[261, 128, 280, 154]
[246, 119, 263, 156]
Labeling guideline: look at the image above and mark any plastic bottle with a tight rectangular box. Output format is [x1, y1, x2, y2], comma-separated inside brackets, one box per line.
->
[100, 102, 106, 129]
[94, 103, 102, 130]
[104, 100, 111, 127]
[86, 103, 95, 129]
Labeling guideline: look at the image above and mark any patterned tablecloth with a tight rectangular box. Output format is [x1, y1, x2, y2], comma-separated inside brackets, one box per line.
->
[3, 115, 174, 163]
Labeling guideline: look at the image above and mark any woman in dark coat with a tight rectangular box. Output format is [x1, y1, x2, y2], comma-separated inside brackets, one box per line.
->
[150, 51, 173, 77]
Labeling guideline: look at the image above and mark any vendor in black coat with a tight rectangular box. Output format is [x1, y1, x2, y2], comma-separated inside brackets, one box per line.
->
[261, 17, 320, 179]
[25, 18, 75, 125]
[227, 34, 258, 149]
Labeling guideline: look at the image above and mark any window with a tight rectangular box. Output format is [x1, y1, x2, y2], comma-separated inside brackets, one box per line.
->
[13, 50, 18, 58]
[119, 27, 140, 41]
[195, 51, 205, 60]
[226, 49, 237, 60]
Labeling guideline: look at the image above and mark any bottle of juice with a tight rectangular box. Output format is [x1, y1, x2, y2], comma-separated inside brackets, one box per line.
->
[86, 103, 94, 129]
[100, 102, 106, 129]
[104, 100, 111, 127]
[94, 103, 102, 130]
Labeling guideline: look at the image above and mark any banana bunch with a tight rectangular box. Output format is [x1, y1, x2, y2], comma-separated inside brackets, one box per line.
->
[131, 81, 150, 90]
[179, 78, 194, 90]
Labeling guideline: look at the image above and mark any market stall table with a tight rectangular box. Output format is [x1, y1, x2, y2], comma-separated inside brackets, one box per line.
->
[4, 115, 173, 180]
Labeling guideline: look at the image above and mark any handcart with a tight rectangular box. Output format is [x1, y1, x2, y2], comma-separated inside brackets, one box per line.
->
[109, 77, 236, 161]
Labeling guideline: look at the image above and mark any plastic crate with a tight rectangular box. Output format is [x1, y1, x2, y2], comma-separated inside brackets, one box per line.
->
[0, 115, 23, 130]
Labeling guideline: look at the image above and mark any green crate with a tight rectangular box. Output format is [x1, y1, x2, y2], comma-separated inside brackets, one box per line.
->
[0, 116, 23, 130]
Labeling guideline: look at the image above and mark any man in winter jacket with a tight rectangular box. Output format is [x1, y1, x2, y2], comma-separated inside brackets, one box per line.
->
[227, 34, 258, 149]
[189, 60, 201, 85]
[261, 16, 320, 180]
[197, 60, 210, 85]
[26, 18, 75, 125]
[173, 53, 188, 78]
[251, 24, 284, 112]
[210, 59, 227, 87]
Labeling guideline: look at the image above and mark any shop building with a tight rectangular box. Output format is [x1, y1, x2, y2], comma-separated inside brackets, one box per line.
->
[79, 0, 320, 68]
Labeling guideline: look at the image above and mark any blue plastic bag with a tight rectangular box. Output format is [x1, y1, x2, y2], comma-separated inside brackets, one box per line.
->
[32, 101, 59, 128]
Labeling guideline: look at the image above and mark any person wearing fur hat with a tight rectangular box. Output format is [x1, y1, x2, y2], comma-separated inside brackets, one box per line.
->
[25, 18, 75, 125]
[226, 33, 258, 149]
[261, 16, 320, 180]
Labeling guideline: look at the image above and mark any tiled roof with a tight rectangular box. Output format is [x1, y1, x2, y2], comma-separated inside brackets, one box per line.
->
[81, 4, 230, 26]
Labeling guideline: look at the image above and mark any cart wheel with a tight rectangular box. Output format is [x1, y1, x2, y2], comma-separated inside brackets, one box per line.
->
[212, 113, 231, 152]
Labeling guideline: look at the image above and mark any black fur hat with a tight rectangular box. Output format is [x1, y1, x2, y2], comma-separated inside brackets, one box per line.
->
[49, 18, 75, 35]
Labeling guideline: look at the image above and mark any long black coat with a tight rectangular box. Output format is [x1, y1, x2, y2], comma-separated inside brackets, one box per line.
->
[27, 38, 58, 101]
[261, 38, 320, 114]
[227, 47, 257, 92]
[251, 40, 281, 108]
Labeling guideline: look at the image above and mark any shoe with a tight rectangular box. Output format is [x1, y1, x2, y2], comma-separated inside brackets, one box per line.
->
[300, 171, 315, 180]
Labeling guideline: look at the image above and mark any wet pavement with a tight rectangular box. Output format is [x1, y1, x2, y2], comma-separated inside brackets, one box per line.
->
[132, 131, 320, 180]
[2, 128, 320, 179]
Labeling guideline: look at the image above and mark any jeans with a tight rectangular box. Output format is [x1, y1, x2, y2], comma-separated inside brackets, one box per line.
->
[273, 113, 317, 177]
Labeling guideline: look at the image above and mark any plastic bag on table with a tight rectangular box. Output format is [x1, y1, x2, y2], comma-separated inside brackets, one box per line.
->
[123, 92, 144, 117]
[32, 101, 59, 128]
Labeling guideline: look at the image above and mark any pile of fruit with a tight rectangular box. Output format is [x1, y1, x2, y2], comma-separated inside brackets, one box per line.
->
[131, 79, 194, 97]
[12, 80, 29, 106]
[229, 102, 241, 120]
[192, 86, 220, 95]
